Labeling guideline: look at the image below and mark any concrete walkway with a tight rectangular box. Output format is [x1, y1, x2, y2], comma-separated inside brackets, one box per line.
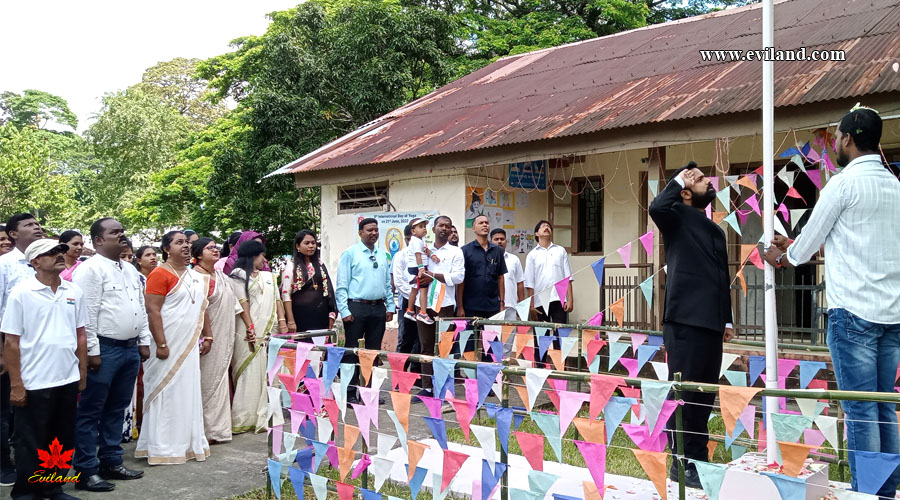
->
[0, 432, 268, 500]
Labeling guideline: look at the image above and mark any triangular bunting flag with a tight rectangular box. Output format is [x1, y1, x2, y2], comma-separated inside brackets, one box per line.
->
[514, 431, 545, 471]
[639, 276, 653, 308]
[692, 460, 728, 500]
[761, 472, 807, 500]
[778, 441, 818, 477]
[617, 242, 632, 269]
[575, 441, 606, 493]
[610, 297, 625, 327]
[719, 386, 761, 437]
[442, 449, 469, 492]
[639, 230, 654, 258]
[632, 449, 668, 500]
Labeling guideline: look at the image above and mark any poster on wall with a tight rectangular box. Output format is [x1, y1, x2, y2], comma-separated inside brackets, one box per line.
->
[354, 211, 438, 259]
[499, 191, 515, 210]
[484, 189, 499, 207]
[508, 160, 547, 190]
[508, 229, 535, 254]
[467, 187, 516, 227]
[465, 187, 485, 227]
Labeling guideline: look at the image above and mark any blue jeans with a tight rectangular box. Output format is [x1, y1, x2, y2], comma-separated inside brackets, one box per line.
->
[827, 308, 900, 497]
[73, 342, 141, 475]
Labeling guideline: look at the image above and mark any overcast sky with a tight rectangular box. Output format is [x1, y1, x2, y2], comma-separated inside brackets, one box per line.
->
[0, 0, 299, 132]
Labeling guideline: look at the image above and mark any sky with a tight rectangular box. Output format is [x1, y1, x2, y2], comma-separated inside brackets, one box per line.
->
[0, 0, 299, 132]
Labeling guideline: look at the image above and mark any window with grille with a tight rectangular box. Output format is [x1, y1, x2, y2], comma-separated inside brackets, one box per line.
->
[549, 177, 603, 254]
[337, 182, 389, 213]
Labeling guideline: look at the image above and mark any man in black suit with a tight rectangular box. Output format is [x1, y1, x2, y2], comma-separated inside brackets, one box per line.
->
[649, 161, 734, 487]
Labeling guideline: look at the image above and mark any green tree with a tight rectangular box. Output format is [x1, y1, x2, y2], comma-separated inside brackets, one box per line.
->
[85, 87, 194, 233]
[134, 58, 228, 127]
[0, 89, 78, 130]
[0, 123, 77, 228]
[194, 0, 459, 253]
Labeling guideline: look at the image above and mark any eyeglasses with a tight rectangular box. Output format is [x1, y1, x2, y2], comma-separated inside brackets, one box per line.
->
[369, 255, 378, 269]
[206, 245, 221, 252]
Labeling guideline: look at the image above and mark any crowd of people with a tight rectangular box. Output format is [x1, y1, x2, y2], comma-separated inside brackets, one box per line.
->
[0, 106, 896, 500]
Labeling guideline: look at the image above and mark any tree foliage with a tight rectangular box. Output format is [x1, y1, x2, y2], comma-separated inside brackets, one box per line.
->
[134, 58, 228, 126]
[0, 89, 78, 130]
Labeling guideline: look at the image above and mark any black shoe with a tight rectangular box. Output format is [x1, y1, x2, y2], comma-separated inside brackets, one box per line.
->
[669, 462, 702, 489]
[99, 464, 143, 480]
[0, 465, 15, 486]
[76, 474, 115, 492]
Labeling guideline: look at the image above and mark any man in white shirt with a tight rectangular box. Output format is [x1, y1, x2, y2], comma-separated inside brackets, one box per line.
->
[524, 220, 573, 323]
[764, 107, 900, 498]
[0, 213, 45, 486]
[490, 229, 525, 320]
[392, 225, 419, 357]
[3, 238, 87, 500]
[72, 218, 149, 492]
[415, 216, 464, 398]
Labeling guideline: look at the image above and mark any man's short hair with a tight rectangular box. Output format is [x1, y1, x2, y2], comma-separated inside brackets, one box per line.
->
[90, 217, 116, 244]
[839, 107, 882, 152]
[5, 213, 35, 234]
[358, 218, 378, 231]
[473, 214, 489, 224]
[534, 220, 552, 234]
[435, 216, 452, 226]
[668, 161, 698, 184]
[403, 224, 412, 237]
[490, 228, 506, 238]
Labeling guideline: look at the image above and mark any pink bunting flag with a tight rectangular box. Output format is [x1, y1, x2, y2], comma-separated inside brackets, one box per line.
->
[513, 432, 545, 471]
[290, 391, 314, 416]
[449, 398, 474, 442]
[351, 403, 377, 446]
[748, 247, 765, 270]
[453, 319, 469, 332]
[622, 424, 667, 452]
[806, 148, 821, 163]
[737, 209, 753, 225]
[739, 405, 756, 439]
[278, 372, 300, 393]
[823, 151, 837, 173]
[442, 449, 469, 492]
[639, 231, 654, 258]
[548, 378, 567, 393]
[620, 357, 640, 378]
[746, 194, 761, 216]
[418, 395, 444, 419]
[465, 378, 479, 410]
[575, 441, 607, 492]
[294, 343, 314, 376]
[272, 427, 283, 455]
[350, 454, 372, 480]
[586, 339, 607, 366]
[758, 421, 767, 452]
[804, 428, 826, 448]
[391, 370, 421, 393]
[590, 374, 626, 420]
[323, 398, 339, 435]
[705, 204, 712, 220]
[631, 333, 648, 352]
[559, 391, 592, 434]
[617, 242, 632, 269]
[786, 187, 806, 203]
[805, 169, 823, 190]
[777, 203, 789, 223]
[304, 378, 322, 414]
[554, 277, 570, 307]
[587, 311, 604, 326]
[289, 409, 306, 434]
[650, 400, 681, 438]
[708, 176, 719, 191]
[546, 390, 561, 412]
[387, 353, 409, 373]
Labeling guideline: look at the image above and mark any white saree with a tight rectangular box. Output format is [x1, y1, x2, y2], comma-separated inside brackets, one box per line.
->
[136, 269, 211, 464]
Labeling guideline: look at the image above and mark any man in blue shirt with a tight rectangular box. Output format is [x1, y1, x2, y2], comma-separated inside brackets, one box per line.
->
[457, 214, 507, 319]
[335, 218, 394, 403]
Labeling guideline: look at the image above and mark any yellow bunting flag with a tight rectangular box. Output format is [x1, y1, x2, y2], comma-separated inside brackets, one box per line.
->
[358, 349, 378, 386]
[462, 351, 476, 361]
[407, 440, 430, 481]
[610, 297, 625, 328]
[740, 244, 757, 265]
[574, 417, 607, 444]
[514, 384, 531, 412]
[516, 332, 532, 356]
[390, 392, 412, 434]
[632, 449, 668, 500]
[778, 441, 818, 477]
[719, 387, 762, 437]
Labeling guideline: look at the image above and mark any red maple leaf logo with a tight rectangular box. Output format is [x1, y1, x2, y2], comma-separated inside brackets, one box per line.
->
[37, 438, 74, 469]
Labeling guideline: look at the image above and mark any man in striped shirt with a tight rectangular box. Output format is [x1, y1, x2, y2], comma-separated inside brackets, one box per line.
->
[764, 106, 900, 497]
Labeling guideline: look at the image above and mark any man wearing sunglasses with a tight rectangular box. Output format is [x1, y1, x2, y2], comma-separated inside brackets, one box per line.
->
[335, 218, 394, 403]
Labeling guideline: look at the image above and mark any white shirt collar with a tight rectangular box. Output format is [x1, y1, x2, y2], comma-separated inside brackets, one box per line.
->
[26, 276, 72, 292]
[842, 154, 883, 172]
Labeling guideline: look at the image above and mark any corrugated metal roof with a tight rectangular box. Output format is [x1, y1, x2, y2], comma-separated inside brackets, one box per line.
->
[273, 0, 900, 176]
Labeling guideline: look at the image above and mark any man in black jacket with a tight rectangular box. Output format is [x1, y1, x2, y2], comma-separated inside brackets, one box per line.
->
[649, 161, 734, 487]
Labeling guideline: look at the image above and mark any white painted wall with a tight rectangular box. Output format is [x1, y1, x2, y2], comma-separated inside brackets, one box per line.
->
[318, 170, 467, 275]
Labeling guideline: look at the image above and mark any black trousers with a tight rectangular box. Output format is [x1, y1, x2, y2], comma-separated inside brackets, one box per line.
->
[1, 372, 12, 469]
[343, 301, 387, 394]
[397, 297, 421, 377]
[535, 301, 567, 323]
[663, 321, 723, 463]
[416, 306, 456, 390]
[12, 381, 79, 500]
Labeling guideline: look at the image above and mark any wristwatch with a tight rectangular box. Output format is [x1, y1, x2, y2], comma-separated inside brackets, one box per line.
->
[775, 253, 785, 268]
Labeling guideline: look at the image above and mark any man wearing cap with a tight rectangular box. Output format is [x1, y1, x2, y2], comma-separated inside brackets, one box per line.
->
[335, 218, 394, 404]
[2, 239, 87, 500]
[72, 218, 149, 492]
[0, 213, 45, 487]
[764, 106, 900, 497]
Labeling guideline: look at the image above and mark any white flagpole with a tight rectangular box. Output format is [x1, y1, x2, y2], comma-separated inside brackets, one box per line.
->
[762, 0, 779, 463]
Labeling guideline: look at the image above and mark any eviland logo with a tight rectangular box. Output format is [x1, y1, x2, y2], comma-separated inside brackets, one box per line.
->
[29, 438, 80, 484]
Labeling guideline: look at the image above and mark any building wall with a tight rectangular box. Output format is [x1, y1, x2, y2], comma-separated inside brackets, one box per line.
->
[319, 170, 467, 278]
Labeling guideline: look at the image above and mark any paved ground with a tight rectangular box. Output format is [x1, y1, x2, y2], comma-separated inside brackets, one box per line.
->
[0, 432, 268, 500]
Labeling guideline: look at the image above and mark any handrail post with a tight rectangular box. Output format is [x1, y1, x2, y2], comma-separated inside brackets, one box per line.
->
[500, 357, 510, 500]
[674, 372, 686, 500]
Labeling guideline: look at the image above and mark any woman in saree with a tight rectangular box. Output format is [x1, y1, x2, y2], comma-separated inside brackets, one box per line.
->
[229, 240, 288, 434]
[192, 238, 249, 443]
[137, 230, 214, 464]
[222, 230, 271, 274]
[281, 229, 337, 334]
[59, 230, 84, 281]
